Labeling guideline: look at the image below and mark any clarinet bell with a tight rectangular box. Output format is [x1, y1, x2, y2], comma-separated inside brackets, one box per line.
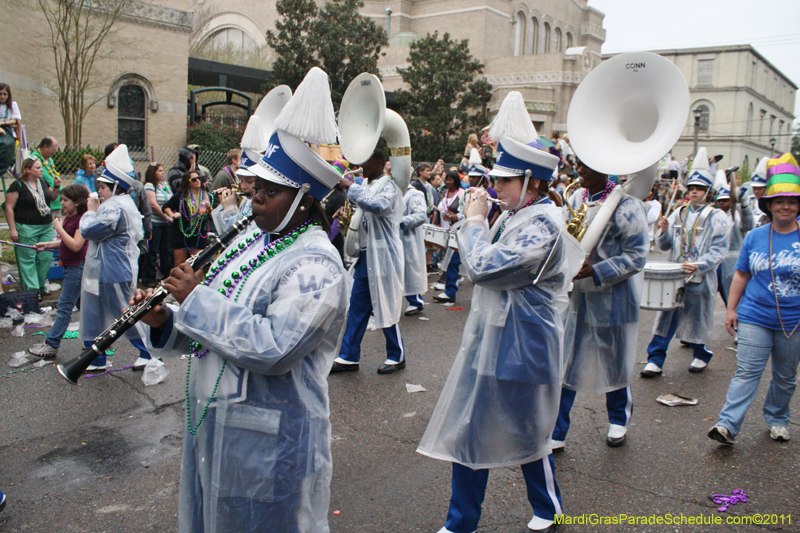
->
[56, 346, 104, 385]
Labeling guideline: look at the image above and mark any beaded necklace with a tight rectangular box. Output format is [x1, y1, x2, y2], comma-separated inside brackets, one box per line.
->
[679, 203, 708, 259]
[581, 180, 615, 205]
[492, 194, 547, 244]
[179, 189, 213, 242]
[185, 219, 319, 435]
[36, 152, 60, 180]
[768, 221, 800, 339]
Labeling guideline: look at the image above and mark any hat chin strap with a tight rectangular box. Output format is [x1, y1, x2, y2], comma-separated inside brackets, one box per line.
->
[270, 184, 310, 235]
[514, 170, 532, 211]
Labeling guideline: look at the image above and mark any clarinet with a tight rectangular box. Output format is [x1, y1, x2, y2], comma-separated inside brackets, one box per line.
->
[57, 215, 256, 385]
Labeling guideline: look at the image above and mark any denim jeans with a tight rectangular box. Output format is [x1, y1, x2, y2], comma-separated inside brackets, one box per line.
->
[444, 251, 461, 300]
[716, 321, 800, 435]
[45, 264, 83, 348]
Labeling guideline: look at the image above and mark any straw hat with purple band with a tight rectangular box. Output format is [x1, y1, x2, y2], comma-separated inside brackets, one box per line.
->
[249, 67, 340, 233]
[96, 144, 135, 191]
[685, 147, 713, 189]
[757, 153, 800, 215]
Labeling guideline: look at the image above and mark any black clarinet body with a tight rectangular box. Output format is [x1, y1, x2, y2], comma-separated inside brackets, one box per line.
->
[57, 215, 256, 385]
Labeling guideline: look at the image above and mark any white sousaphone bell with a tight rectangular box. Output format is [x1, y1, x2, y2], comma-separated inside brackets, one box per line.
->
[338, 73, 412, 260]
[566, 51, 690, 252]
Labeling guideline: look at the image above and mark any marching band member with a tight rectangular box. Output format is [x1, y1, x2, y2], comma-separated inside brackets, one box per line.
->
[134, 68, 350, 533]
[748, 156, 768, 226]
[331, 148, 407, 374]
[553, 161, 649, 450]
[432, 170, 466, 304]
[79, 144, 153, 372]
[642, 148, 730, 377]
[402, 184, 429, 315]
[418, 91, 583, 533]
[714, 182, 754, 306]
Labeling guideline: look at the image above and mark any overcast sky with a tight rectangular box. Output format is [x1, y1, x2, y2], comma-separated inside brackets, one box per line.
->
[589, 0, 800, 127]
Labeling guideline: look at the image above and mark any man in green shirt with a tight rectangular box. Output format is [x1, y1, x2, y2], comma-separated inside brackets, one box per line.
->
[31, 136, 61, 217]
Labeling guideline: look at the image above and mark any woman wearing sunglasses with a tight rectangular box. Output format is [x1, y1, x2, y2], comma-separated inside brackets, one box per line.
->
[163, 170, 214, 268]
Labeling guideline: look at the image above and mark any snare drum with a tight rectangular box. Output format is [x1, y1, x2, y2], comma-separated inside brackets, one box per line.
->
[447, 231, 459, 251]
[640, 262, 685, 310]
[423, 224, 449, 249]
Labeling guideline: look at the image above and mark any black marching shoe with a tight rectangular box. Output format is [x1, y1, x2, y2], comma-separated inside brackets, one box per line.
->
[377, 360, 406, 374]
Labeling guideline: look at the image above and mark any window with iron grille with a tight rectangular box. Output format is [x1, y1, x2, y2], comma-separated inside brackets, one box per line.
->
[118, 84, 146, 149]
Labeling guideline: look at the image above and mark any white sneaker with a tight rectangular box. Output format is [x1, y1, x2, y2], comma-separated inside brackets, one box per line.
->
[29, 342, 58, 358]
[769, 425, 790, 442]
[132, 356, 151, 371]
[432, 283, 445, 291]
[640, 362, 662, 377]
[550, 439, 565, 453]
[436, 528, 466, 533]
[528, 515, 555, 531]
[607, 424, 627, 447]
[708, 425, 735, 445]
[85, 363, 107, 372]
[404, 305, 423, 316]
[689, 358, 708, 373]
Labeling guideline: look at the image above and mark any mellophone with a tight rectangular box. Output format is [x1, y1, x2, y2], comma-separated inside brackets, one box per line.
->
[56, 214, 256, 385]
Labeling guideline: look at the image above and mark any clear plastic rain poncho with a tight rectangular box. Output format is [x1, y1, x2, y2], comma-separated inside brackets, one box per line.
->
[401, 188, 429, 296]
[79, 193, 144, 342]
[347, 178, 404, 328]
[653, 204, 730, 344]
[144, 226, 350, 533]
[718, 203, 754, 300]
[418, 201, 584, 468]
[212, 198, 252, 234]
[562, 193, 649, 395]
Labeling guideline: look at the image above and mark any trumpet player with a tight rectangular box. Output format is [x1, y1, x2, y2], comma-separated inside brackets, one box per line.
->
[642, 148, 730, 377]
[553, 161, 649, 450]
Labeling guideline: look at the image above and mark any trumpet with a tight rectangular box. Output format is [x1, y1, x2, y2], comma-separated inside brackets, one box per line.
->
[563, 178, 588, 241]
[56, 215, 256, 385]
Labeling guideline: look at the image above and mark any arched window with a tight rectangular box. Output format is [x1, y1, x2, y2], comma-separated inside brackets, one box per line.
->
[514, 12, 526, 57]
[566, 32, 573, 49]
[543, 22, 551, 53]
[531, 17, 539, 54]
[206, 27, 256, 51]
[118, 84, 146, 148]
[697, 104, 710, 134]
[554, 28, 562, 53]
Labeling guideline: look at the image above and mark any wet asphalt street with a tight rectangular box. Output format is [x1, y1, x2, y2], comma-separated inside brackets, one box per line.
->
[0, 253, 798, 532]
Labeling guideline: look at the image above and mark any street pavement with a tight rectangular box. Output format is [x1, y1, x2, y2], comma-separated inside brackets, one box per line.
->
[0, 257, 798, 532]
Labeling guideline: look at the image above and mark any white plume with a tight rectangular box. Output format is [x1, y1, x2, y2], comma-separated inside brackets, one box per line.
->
[274, 67, 338, 145]
[468, 148, 482, 166]
[713, 169, 727, 191]
[488, 92, 538, 144]
[240, 116, 271, 151]
[691, 147, 709, 171]
[105, 144, 134, 174]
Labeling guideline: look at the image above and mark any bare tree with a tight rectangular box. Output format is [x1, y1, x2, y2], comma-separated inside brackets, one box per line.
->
[36, 0, 137, 145]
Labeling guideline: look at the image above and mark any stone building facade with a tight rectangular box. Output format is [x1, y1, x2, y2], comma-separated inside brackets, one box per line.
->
[197, 0, 607, 138]
[2, 0, 192, 151]
[629, 45, 796, 172]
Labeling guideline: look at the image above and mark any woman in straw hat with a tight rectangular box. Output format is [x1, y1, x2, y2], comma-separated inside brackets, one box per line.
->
[708, 153, 800, 445]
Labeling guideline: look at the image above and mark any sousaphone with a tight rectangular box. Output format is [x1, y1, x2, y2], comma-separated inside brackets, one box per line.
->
[566, 52, 689, 252]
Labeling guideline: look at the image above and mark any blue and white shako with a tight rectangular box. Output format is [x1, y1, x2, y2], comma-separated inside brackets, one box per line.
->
[250, 130, 341, 201]
[236, 149, 262, 177]
[489, 137, 559, 181]
[686, 169, 713, 189]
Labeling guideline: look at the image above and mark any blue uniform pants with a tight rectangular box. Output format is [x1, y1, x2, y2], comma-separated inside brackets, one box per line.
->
[646, 311, 713, 367]
[444, 251, 461, 299]
[338, 252, 405, 363]
[553, 386, 633, 441]
[406, 294, 424, 308]
[445, 457, 562, 533]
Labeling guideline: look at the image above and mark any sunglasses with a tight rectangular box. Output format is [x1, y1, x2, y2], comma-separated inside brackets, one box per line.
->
[189, 177, 200, 182]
